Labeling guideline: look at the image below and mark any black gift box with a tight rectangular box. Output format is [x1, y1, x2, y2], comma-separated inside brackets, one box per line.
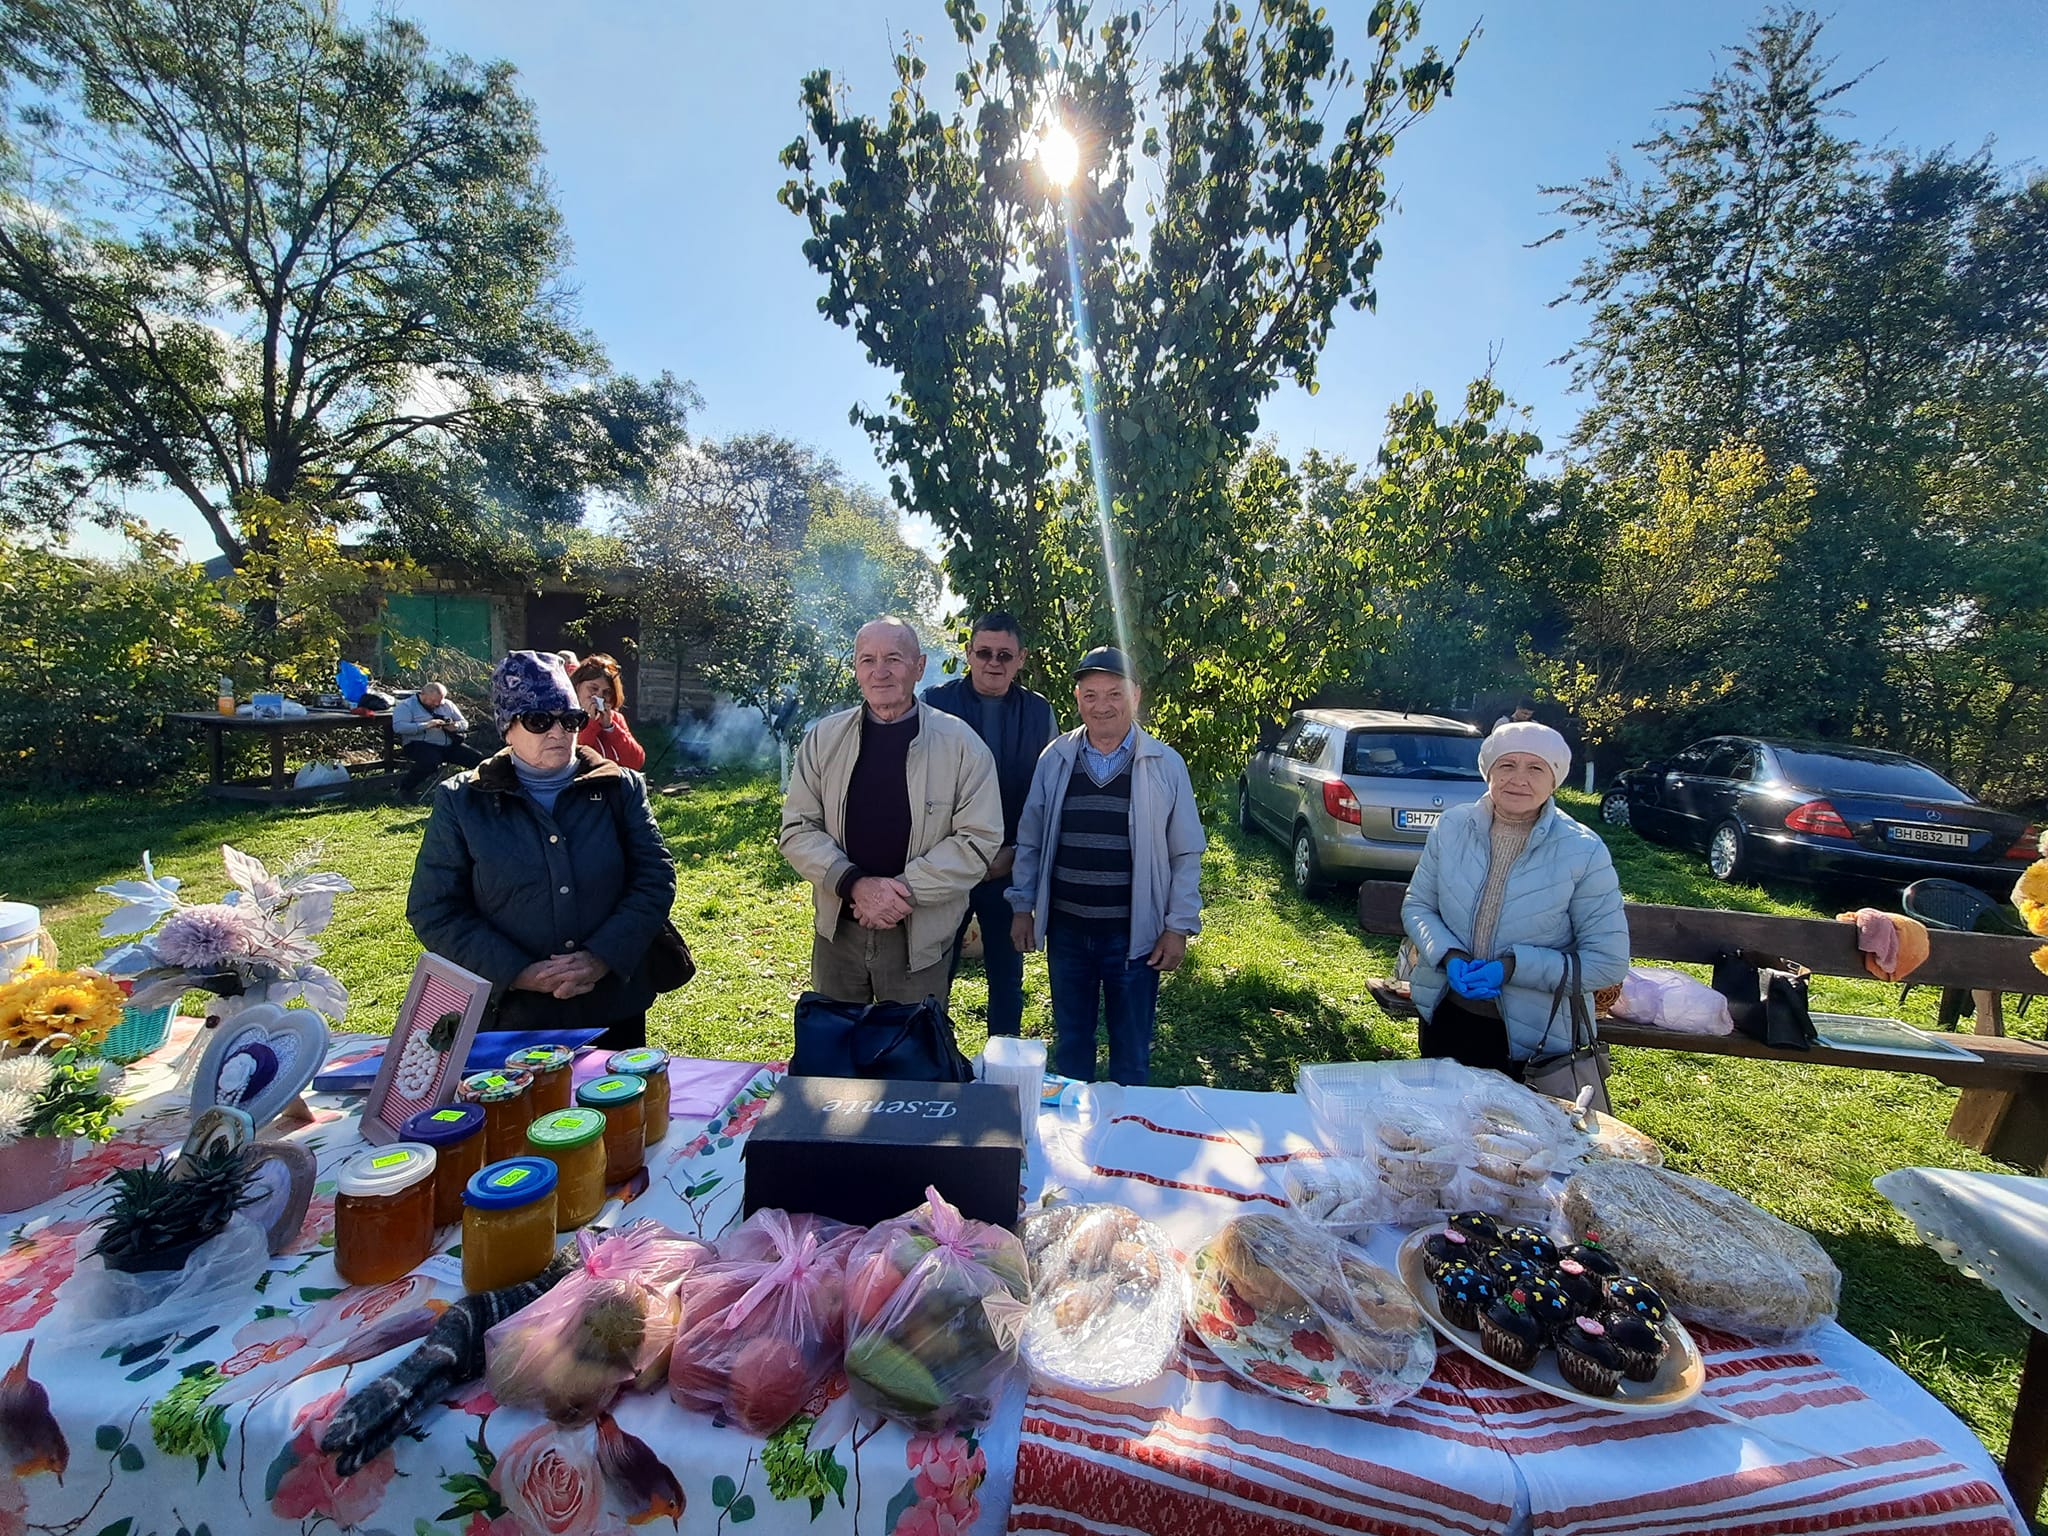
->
[741, 1074, 1024, 1231]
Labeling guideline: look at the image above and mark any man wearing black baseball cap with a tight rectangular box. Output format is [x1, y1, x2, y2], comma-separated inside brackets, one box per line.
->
[1005, 646, 1206, 1084]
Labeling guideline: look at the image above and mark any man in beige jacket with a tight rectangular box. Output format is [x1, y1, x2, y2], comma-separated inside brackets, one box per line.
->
[780, 616, 1003, 1004]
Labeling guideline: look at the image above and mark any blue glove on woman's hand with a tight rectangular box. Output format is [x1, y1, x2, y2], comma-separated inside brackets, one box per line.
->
[1446, 956, 1506, 1000]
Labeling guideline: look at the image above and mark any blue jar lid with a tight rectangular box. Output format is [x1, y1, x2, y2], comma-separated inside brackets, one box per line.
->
[399, 1103, 484, 1147]
[462, 1156, 558, 1210]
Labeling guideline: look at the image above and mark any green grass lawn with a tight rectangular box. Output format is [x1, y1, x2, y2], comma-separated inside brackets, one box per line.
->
[0, 774, 2034, 1515]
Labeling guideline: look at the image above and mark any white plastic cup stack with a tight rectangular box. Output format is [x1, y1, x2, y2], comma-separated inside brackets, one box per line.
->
[980, 1035, 1047, 1154]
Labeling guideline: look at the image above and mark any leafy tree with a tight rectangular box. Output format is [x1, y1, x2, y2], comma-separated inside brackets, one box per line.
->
[0, 0, 691, 563]
[620, 438, 939, 752]
[1544, 8, 2048, 798]
[1541, 442, 1811, 756]
[781, 0, 1464, 782]
[0, 526, 238, 786]
[224, 495, 416, 691]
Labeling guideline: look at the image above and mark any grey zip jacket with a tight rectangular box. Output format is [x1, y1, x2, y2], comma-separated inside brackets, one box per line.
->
[1007, 726, 1207, 960]
[1402, 796, 1630, 1061]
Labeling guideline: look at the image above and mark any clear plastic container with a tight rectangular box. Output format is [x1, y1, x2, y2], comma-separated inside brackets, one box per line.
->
[605, 1047, 671, 1145]
[525, 1107, 608, 1229]
[504, 1044, 576, 1118]
[457, 1068, 535, 1164]
[399, 1103, 487, 1228]
[335, 1143, 437, 1286]
[461, 1157, 559, 1292]
[576, 1073, 647, 1182]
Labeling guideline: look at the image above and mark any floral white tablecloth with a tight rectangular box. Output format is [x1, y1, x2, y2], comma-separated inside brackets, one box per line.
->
[4, 1022, 1018, 1536]
[2, 1026, 2024, 1536]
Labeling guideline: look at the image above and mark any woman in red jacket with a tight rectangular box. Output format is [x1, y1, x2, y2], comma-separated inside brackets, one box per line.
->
[570, 653, 647, 769]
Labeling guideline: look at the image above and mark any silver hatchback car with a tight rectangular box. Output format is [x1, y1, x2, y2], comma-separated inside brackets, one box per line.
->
[1238, 709, 1487, 891]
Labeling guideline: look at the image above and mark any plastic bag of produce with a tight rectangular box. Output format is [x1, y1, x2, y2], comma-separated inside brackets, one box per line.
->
[668, 1209, 861, 1435]
[843, 1186, 1030, 1431]
[485, 1220, 714, 1424]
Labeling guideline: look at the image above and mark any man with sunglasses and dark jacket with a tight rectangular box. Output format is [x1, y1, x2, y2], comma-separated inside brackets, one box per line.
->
[923, 612, 1059, 1036]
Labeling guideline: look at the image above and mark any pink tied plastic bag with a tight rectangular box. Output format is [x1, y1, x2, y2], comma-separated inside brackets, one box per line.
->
[667, 1208, 859, 1435]
[483, 1219, 714, 1424]
[843, 1186, 1030, 1431]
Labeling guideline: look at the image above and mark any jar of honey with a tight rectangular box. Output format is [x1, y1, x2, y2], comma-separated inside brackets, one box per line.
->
[605, 1047, 671, 1145]
[399, 1103, 487, 1227]
[575, 1073, 647, 1182]
[335, 1142, 437, 1287]
[456, 1068, 534, 1163]
[524, 1107, 608, 1229]
[461, 1157, 559, 1292]
[503, 1043, 575, 1117]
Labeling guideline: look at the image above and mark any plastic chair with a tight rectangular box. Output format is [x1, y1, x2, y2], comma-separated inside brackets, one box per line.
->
[1900, 879, 2033, 1024]
[1902, 879, 2027, 936]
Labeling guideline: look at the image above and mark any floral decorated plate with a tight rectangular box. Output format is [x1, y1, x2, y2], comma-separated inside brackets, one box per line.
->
[1185, 1232, 1435, 1412]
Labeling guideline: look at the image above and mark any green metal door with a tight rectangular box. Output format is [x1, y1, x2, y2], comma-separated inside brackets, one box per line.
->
[382, 594, 494, 666]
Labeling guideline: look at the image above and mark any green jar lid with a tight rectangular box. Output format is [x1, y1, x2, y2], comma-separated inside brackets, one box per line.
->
[526, 1107, 605, 1149]
[505, 1043, 574, 1074]
[458, 1068, 533, 1104]
[576, 1074, 646, 1108]
[606, 1047, 670, 1076]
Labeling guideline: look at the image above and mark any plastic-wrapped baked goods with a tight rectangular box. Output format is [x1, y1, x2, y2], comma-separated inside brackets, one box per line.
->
[1281, 1158, 1380, 1239]
[1562, 1162, 1839, 1343]
[1022, 1203, 1188, 1391]
[1187, 1212, 1435, 1412]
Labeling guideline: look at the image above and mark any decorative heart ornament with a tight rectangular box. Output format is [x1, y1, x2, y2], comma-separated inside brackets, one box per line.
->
[190, 1002, 329, 1132]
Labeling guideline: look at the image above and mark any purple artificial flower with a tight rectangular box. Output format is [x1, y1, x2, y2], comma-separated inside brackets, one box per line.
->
[152, 903, 264, 970]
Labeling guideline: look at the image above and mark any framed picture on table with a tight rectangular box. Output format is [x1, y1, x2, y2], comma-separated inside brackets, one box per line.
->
[362, 953, 492, 1144]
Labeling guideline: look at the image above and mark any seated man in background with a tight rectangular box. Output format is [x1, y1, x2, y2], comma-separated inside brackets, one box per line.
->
[393, 681, 482, 792]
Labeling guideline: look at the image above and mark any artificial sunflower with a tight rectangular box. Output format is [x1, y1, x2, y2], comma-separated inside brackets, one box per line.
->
[2017, 859, 2048, 924]
[0, 973, 58, 1044]
[14, 970, 123, 1045]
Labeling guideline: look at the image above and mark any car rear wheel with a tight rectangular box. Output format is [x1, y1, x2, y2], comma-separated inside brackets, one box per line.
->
[1708, 820, 1748, 882]
[1600, 789, 1632, 827]
[1291, 823, 1324, 895]
[1237, 779, 1256, 834]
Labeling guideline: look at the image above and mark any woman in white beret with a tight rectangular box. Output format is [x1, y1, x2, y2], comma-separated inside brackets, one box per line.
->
[1400, 721, 1630, 1080]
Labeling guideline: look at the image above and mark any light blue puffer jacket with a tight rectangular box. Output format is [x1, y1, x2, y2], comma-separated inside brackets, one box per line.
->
[1401, 796, 1630, 1062]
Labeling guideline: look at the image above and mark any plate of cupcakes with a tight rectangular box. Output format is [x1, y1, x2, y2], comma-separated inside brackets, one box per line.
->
[1395, 1212, 1704, 1414]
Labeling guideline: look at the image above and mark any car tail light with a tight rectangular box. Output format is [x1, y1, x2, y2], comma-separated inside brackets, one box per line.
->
[1784, 799, 1852, 839]
[1322, 779, 1362, 826]
[2009, 825, 2043, 861]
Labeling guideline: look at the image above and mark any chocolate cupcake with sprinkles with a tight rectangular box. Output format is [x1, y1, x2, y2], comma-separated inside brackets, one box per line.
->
[1478, 1288, 1544, 1372]
[1432, 1260, 1497, 1330]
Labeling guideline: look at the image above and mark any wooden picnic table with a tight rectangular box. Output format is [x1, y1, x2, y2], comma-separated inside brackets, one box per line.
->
[167, 708, 404, 804]
[1356, 880, 2048, 1169]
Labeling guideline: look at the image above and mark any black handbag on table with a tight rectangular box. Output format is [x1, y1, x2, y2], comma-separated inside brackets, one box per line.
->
[789, 991, 975, 1083]
[1711, 949, 1817, 1050]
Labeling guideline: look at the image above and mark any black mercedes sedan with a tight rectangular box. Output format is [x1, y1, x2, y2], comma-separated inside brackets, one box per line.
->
[1600, 736, 2037, 891]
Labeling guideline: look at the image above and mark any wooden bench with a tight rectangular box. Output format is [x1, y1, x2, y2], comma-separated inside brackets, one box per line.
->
[1355, 881, 2048, 1170]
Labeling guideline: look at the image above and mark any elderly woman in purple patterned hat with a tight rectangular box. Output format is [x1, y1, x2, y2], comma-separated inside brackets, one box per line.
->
[1400, 720, 1629, 1080]
[406, 651, 678, 1050]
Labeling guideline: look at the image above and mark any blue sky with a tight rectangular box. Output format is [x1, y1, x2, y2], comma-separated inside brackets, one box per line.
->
[95, 0, 2048, 561]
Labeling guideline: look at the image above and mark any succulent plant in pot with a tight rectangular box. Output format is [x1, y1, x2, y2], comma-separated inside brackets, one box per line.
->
[91, 1146, 260, 1274]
